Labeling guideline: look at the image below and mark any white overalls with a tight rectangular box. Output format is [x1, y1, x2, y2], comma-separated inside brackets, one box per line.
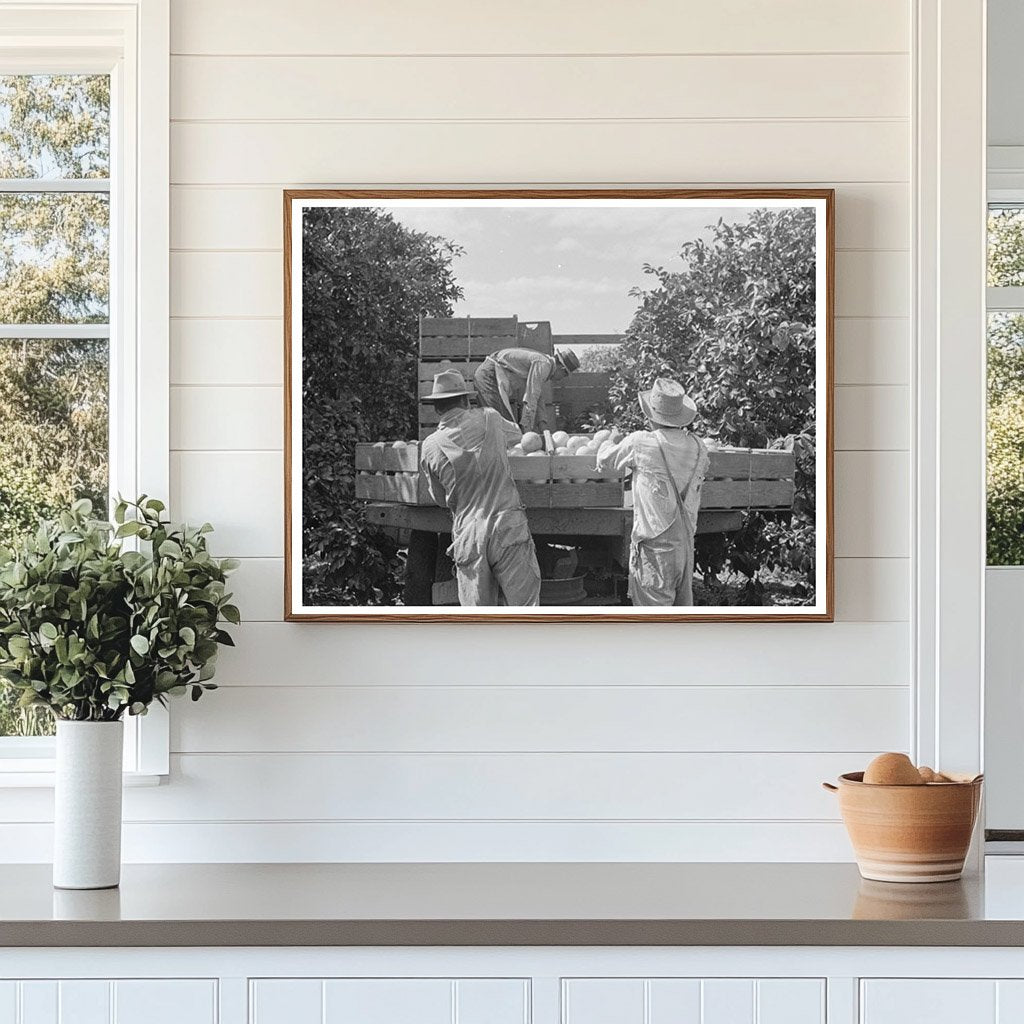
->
[420, 407, 541, 607]
[597, 429, 709, 606]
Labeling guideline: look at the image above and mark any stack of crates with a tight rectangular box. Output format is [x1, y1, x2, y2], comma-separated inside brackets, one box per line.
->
[416, 316, 553, 439]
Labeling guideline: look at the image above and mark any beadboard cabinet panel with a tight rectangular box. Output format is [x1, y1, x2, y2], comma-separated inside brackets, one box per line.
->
[0, 981, 217, 1024]
[562, 978, 825, 1024]
[249, 978, 528, 1024]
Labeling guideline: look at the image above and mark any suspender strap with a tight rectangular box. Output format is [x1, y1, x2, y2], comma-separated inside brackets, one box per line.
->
[654, 433, 702, 517]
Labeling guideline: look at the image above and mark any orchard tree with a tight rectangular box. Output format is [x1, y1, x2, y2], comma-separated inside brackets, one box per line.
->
[0, 75, 109, 735]
[301, 207, 462, 606]
[607, 209, 818, 600]
[987, 208, 1024, 564]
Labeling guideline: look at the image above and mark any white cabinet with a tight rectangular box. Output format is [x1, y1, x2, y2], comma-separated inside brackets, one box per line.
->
[562, 978, 825, 1024]
[861, 979, 1024, 1024]
[249, 978, 529, 1024]
[0, 980, 216, 1024]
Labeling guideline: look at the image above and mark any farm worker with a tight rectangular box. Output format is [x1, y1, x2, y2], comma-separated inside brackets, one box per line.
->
[596, 378, 709, 607]
[474, 348, 581, 435]
[420, 369, 542, 607]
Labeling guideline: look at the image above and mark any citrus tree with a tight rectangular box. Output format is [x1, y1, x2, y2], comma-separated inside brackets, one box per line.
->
[987, 208, 1024, 564]
[301, 207, 462, 606]
[608, 208, 818, 601]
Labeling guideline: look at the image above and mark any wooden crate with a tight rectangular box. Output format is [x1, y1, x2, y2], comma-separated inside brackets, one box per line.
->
[703, 447, 796, 511]
[354, 442, 796, 513]
[417, 316, 555, 438]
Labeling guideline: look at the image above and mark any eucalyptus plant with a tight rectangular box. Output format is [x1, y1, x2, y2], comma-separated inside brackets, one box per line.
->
[0, 497, 239, 722]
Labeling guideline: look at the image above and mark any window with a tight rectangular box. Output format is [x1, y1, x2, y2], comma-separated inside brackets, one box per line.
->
[0, 74, 111, 738]
[0, 3, 169, 777]
[986, 205, 1024, 565]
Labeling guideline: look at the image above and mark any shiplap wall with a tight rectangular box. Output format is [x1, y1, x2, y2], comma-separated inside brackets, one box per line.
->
[3, 0, 915, 861]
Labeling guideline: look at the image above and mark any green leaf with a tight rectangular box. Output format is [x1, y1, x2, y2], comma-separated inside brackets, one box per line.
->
[220, 604, 241, 625]
[158, 539, 183, 559]
[39, 622, 58, 641]
[130, 634, 150, 656]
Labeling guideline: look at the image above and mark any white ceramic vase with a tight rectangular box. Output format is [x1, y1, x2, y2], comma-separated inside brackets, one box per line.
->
[53, 720, 124, 890]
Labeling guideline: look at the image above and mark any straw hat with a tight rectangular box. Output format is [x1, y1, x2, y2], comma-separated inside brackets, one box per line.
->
[420, 368, 472, 402]
[555, 350, 581, 373]
[638, 377, 697, 428]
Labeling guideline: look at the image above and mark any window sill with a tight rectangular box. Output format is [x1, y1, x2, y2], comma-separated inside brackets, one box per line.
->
[0, 766, 165, 788]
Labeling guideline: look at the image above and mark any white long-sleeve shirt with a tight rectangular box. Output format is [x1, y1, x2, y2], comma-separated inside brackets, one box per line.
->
[597, 429, 709, 541]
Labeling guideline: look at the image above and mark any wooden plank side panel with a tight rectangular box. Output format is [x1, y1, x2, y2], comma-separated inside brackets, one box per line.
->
[125, 751, 862, 821]
[171, 183, 909, 253]
[170, 121, 909, 185]
[420, 316, 517, 337]
[171, 684, 910, 754]
[701, 479, 796, 509]
[708, 449, 796, 479]
[171, 54, 909, 122]
[170, 0, 911, 55]
[419, 335, 518, 358]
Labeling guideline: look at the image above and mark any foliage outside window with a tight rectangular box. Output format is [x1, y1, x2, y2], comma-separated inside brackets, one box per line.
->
[987, 207, 1024, 566]
[0, 75, 110, 736]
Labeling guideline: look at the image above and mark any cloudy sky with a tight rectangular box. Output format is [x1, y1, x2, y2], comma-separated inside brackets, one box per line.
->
[389, 204, 757, 334]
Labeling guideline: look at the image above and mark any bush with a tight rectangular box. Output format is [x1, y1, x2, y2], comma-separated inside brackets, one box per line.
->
[608, 209, 818, 595]
[300, 208, 462, 605]
[988, 395, 1024, 565]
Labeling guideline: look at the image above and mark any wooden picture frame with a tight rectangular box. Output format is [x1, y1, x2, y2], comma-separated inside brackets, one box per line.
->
[284, 189, 834, 622]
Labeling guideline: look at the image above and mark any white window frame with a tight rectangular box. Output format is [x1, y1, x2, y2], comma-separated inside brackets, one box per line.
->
[0, 0, 169, 784]
[983, 176, 1024, 840]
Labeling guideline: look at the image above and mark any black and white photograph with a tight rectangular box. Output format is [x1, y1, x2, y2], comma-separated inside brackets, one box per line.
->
[285, 190, 833, 621]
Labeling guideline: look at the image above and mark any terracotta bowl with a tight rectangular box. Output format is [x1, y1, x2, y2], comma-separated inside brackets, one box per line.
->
[823, 772, 983, 883]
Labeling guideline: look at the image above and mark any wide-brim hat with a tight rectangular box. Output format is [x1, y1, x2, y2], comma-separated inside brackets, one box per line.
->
[421, 368, 472, 402]
[555, 349, 581, 373]
[638, 377, 697, 428]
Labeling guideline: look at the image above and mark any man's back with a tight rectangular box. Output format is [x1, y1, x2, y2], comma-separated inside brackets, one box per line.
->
[420, 407, 523, 526]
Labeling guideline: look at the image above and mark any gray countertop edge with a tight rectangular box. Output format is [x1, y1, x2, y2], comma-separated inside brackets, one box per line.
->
[3, 919, 1023, 948]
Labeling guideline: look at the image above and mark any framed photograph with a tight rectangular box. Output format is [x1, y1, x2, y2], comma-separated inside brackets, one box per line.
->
[284, 189, 833, 622]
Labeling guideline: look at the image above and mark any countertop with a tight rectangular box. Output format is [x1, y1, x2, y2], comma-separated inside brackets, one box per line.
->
[6, 861, 1024, 947]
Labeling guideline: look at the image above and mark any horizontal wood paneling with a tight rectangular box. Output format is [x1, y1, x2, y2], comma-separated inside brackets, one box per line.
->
[170, 451, 282, 556]
[14, 0, 912, 864]
[834, 452, 910, 558]
[170, 0, 910, 56]
[209, 621, 910, 687]
[170, 249, 908, 320]
[170, 386, 281, 450]
[168, 384, 904, 453]
[170, 120, 909, 186]
[167, 314, 911, 388]
[227, 556, 909, 623]
[834, 385, 910, 450]
[833, 558, 909, 621]
[0, 820, 856, 862]
[114, 752, 857, 821]
[170, 183, 909, 251]
[171, 448, 907, 559]
[171, 685, 909, 754]
[170, 319, 283, 385]
[834, 318, 909, 385]
[171, 54, 908, 121]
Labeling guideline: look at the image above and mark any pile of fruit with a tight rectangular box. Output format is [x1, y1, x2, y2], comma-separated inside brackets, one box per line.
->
[508, 428, 625, 458]
[862, 752, 975, 785]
